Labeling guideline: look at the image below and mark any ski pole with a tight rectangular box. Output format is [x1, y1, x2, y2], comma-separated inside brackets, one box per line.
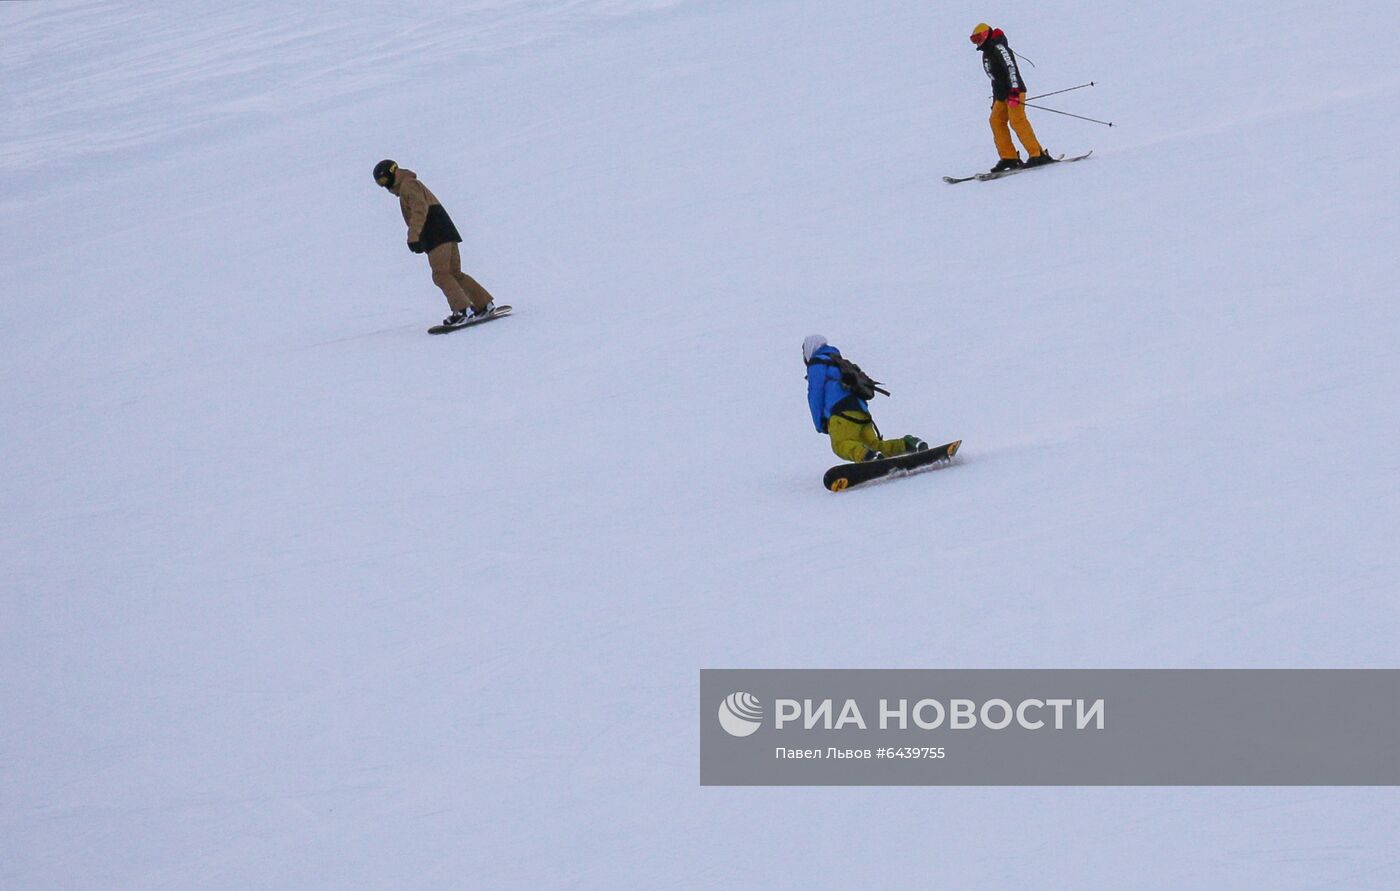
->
[1024, 103, 1114, 127]
[1026, 82, 1095, 102]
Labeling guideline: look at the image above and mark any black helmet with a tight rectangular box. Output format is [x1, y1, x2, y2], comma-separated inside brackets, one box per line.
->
[373, 159, 398, 188]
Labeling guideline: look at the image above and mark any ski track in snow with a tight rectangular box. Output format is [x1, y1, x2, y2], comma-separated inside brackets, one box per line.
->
[0, 0, 687, 185]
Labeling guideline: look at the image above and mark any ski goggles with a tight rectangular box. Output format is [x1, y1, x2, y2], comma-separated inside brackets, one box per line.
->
[374, 161, 398, 187]
[970, 30, 990, 45]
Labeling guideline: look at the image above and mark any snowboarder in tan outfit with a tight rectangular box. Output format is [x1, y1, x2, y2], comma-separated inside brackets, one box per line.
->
[970, 23, 1055, 173]
[373, 159, 498, 329]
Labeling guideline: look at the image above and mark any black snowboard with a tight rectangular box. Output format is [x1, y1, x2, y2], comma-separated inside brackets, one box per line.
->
[823, 440, 961, 491]
[428, 304, 513, 335]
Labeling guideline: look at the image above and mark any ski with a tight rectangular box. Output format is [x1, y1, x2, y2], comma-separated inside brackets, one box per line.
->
[943, 151, 1093, 184]
[428, 304, 513, 335]
[823, 440, 961, 492]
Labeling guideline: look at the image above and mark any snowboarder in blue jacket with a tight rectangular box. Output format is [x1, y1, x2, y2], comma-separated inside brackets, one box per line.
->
[803, 335, 927, 463]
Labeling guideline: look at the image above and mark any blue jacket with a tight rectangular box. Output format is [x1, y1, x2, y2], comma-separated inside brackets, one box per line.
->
[806, 345, 867, 432]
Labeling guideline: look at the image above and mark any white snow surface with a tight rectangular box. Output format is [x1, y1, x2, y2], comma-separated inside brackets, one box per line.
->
[3, 1, 1399, 888]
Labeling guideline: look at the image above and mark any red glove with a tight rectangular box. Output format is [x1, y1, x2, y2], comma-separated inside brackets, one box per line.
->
[1007, 91, 1022, 108]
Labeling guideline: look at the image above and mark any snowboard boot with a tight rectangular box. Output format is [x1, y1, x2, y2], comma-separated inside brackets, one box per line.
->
[441, 308, 471, 327]
[989, 157, 1023, 173]
[903, 435, 929, 452]
[862, 448, 886, 462]
[1024, 151, 1058, 168]
[467, 301, 497, 321]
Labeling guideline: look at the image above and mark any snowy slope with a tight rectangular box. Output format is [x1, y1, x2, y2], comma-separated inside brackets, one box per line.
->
[3, 1, 1399, 888]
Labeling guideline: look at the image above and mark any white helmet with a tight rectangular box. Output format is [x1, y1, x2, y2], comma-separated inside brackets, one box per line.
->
[802, 334, 828, 364]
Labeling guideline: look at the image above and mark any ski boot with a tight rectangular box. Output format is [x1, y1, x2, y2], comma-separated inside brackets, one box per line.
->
[989, 156, 1023, 173]
[1023, 151, 1059, 168]
[441, 308, 471, 328]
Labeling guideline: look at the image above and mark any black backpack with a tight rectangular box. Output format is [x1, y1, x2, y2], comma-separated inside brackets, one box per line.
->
[812, 355, 890, 400]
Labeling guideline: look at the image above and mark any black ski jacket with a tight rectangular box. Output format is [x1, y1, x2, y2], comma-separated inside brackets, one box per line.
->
[978, 31, 1026, 101]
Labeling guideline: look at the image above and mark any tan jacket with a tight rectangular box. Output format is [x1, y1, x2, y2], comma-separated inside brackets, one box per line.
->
[389, 168, 462, 252]
[389, 168, 436, 243]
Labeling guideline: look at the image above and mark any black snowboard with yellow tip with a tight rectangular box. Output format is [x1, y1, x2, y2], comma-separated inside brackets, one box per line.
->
[824, 440, 961, 491]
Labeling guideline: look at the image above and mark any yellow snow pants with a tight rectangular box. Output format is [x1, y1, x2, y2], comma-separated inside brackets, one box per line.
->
[827, 412, 910, 463]
[990, 99, 1044, 160]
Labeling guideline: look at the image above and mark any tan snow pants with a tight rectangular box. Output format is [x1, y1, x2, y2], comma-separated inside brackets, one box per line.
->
[428, 243, 494, 313]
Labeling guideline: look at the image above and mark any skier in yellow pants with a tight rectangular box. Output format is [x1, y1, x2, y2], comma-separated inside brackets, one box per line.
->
[804, 335, 927, 463]
[971, 23, 1055, 173]
[825, 411, 915, 464]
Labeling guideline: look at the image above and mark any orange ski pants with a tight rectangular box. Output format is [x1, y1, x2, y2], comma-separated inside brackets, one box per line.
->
[990, 99, 1044, 160]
